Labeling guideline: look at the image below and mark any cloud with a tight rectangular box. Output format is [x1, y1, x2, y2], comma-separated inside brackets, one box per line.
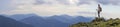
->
[1, 0, 98, 16]
[0, 0, 98, 16]
[33, 0, 95, 5]
[34, 0, 78, 5]
[2, 4, 91, 16]
[0, 9, 33, 15]
[34, 0, 120, 5]
[96, 0, 120, 5]
[0, 0, 16, 11]
[1, 0, 120, 18]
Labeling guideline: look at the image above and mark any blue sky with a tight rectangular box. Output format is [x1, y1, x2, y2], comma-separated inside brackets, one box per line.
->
[0, 0, 120, 19]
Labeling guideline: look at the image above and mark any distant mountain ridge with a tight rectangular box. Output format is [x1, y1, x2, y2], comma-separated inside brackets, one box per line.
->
[46, 15, 94, 23]
[6, 14, 38, 20]
[20, 15, 70, 27]
[20, 14, 94, 27]
[3, 14, 94, 27]
[0, 15, 34, 27]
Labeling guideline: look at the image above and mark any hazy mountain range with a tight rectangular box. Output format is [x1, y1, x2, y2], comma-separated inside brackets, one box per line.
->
[1, 14, 94, 27]
[0, 15, 34, 27]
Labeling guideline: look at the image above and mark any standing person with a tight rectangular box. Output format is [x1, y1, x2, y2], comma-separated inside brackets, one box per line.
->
[97, 4, 102, 18]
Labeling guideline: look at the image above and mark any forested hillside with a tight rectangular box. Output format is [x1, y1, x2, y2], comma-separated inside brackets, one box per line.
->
[70, 17, 120, 27]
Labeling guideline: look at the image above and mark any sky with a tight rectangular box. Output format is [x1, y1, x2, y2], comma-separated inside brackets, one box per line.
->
[0, 0, 120, 19]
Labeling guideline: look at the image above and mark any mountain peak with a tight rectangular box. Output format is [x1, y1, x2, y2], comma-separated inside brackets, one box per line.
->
[7, 14, 39, 20]
[0, 15, 34, 27]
